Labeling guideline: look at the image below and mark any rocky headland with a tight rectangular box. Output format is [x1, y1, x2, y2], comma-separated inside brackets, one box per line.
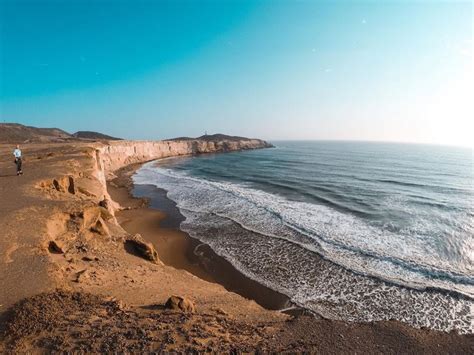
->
[97, 137, 273, 175]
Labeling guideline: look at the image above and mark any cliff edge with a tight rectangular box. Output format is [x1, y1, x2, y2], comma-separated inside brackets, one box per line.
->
[97, 137, 273, 177]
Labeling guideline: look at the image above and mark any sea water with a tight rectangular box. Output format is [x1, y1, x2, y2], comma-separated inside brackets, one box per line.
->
[133, 141, 473, 333]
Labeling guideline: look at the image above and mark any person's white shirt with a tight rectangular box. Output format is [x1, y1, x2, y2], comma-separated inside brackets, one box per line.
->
[13, 148, 22, 158]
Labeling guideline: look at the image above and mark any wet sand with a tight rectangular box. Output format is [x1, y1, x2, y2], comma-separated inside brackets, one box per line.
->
[108, 167, 296, 312]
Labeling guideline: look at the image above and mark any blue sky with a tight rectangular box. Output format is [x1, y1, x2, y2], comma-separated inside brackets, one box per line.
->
[0, 0, 472, 146]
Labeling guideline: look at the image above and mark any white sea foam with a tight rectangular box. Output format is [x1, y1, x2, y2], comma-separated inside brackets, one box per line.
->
[133, 162, 474, 334]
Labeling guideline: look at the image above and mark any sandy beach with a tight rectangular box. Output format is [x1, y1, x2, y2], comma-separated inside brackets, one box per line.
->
[108, 164, 294, 311]
[0, 140, 472, 353]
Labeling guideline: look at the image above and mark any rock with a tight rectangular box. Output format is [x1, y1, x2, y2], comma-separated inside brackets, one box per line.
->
[98, 196, 109, 209]
[90, 217, 109, 236]
[76, 186, 96, 197]
[213, 307, 228, 316]
[52, 176, 76, 194]
[124, 234, 160, 264]
[81, 206, 113, 236]
[82, 206, 113, 227]
[74, 269, 88, 283]
[48, 240, 65, 254]
[164, 295, 196, 313]
[115, 300, 126, 311]
[105, 297, 127, 311]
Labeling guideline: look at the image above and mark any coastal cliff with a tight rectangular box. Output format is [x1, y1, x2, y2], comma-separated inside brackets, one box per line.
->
[1, 139, 470, 353]
[96, 137, 272, 176]
[0, 136, 273, 311]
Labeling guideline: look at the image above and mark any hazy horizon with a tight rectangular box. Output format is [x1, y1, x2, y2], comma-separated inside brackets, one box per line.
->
[1, 0, 472, 147]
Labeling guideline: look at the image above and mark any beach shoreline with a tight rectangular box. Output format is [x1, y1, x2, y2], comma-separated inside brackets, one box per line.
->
[1, 141, 472, 353]
[107, 163, 302, 313]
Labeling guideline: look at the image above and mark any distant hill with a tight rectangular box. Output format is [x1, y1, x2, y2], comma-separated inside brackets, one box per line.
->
[0, 123, 72, 143]
[169, 134, 254, 142]
[0, 124, 265, 146]
[72, 131, 122, 141]
[0, 123, 122, 143]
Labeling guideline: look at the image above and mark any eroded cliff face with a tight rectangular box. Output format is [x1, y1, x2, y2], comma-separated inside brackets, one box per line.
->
[96, 138, 272, 177]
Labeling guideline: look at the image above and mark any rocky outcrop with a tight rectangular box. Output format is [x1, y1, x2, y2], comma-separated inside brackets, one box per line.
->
[165, 295, 196, 313]
[96, 138, 272, 177]
[38, 137, 271, 269]
[124, 234, 161, 264]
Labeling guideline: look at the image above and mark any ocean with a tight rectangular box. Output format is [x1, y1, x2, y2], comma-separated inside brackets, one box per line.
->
[133, 141, 473, 334]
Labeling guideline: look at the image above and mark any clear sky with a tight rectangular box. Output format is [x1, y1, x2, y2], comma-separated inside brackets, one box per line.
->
[0, 0, 472, 146]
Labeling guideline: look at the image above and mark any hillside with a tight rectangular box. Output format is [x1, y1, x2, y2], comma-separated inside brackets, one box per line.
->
[0, 123, 72, 143]
[0, 123, 121, 143]
[72, 131, 122, 141]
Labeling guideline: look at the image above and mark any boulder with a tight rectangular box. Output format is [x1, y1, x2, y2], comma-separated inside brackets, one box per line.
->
[48, 240, 65, 254]
[124, 234, 160, 264]
[165, 295, 196, 313]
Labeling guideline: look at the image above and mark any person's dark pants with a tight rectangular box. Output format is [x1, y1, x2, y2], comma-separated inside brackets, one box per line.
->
[15, 158, 22, 174]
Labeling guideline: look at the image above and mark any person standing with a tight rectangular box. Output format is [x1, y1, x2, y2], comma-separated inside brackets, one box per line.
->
[13, 145, 23, 176]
